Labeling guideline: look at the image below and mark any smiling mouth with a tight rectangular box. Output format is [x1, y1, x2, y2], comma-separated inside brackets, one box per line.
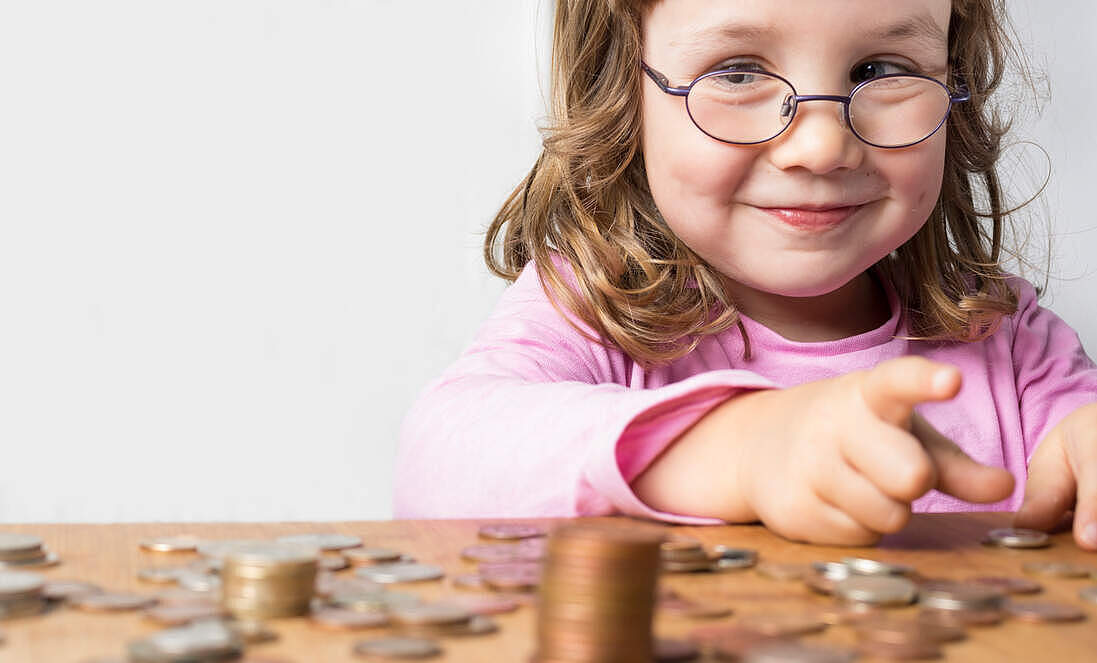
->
[757, 204, 865, 231]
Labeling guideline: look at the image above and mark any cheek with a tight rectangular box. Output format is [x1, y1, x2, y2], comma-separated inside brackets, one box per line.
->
[641, 92, 756, 220]
[881, 133, 947, 219]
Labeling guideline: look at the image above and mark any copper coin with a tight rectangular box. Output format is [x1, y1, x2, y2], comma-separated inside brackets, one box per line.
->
[143, 602, 227, 626]
[856, 639, 942, 660]
[1006, 600, 1086, 623]
[442, 593, 520, 615]
[139, 535, 202, 553]
[968, 576, 1043, 595]
[477, 523, 546, 541]
[918, 607, 1003, 627]
[72, 592, 157, 612]
[737, 613, 828, 637]
[479, 561, 541, 591]
[311, 606, 391, 630]
[42, 580, 102, 602]
[352, 636, 441, 659]
[654, 637, 700, 662]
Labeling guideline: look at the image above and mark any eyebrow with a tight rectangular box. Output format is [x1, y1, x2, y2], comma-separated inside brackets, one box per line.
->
[671, 13, 948, 60]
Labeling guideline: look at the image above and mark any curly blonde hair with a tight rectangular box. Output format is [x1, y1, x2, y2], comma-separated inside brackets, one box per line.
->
[485, 0, 1032, 368]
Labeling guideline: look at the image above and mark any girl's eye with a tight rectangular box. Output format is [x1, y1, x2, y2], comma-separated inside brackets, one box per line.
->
[710, 63, 767, 86]
[850, 61, 910, 83]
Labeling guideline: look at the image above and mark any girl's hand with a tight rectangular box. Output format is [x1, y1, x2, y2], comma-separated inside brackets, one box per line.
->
[1013, 402, 1097, 550]
[738, 357, 1016, 545]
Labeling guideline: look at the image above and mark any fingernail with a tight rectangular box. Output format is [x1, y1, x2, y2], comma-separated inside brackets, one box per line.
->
[1083, 523, 1097, 548]
[932, 369, 954, 393]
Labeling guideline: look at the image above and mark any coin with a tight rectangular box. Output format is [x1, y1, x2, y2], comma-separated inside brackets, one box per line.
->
[856, 639, 942, 661]
[175, 570, 221, 593]
[812, 561, 852, 580]
[356, 563, 444, 584]
[654, 638, 700, 662]
[744, 641, 857, 663]
[73, 592, 157, 612]
[919, 581, 1005, 611]
[477, 523, 547, 540]
[345, 548, 405, 566]
[710, 546, 758, 571]
[137, 567, 184, 584]
[310, 606, 391, 630]
[855, 616, 965, 645]
[835, 575, 918, 606]
[968, 576, 1042, 595]
[276, 533, 363, 551]
[756, 562, 811, 581]
[352, 636, 441, 659]
[389, 603, 472, 626]
[449, 573, 488, 591]
[658, 595, 733, 619]
[139, 535, 202, 553]
[0, 571, 45, 597]
[1005, 600, 1086, 623]
[0, 534, 43, 555]
[442, 593, 521, 615]
[919, 607, 1004, 627]
[143, 602, 227, 626]
[1079, 586, 1097, 604]
[224, 619, 279, 644]
[737, 613, 828, 637]
[984, 528, 1050, 549]
[1022, 561, 1095, 578]
[402, 614, 498, 637]
[842, 557, 915, 577]
[318, 555, 350, 572]
[460, 543, 542, 563]
[42, 580, 102, 602]
[478, 561, 541, 591]
[0, 551, 60, 569]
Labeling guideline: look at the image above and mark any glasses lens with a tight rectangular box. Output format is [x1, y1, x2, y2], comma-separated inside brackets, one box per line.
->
[848, 76, 952, 147]
[686, 71, 795, 143]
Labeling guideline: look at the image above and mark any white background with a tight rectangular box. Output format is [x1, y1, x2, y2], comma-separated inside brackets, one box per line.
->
[0, 1, 1092, 523]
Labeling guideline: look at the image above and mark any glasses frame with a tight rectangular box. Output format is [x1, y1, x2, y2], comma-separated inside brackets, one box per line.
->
[640, 61, 971, 149]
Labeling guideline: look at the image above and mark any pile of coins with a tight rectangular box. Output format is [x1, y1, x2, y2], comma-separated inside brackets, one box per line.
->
[128, 619, 244, 663]
[217, 541, 319, 619]
[534, 522, 665, 663]
[661, 536, 759, 573]
[0, 534, 58, 569]
[0, 571, 46, 619]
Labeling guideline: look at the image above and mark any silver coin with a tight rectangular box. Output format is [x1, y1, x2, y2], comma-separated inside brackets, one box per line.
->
[812, 561, 852, 581]
[835, 575, 918, 606]
[196, 539, 270, 560]
[711, 546, 758, 571]
[353, 636, 441, 659]
[0, 551, 60, 569]
[356, 563, 444, 584]
[1078, 586, 1097, 604]
[137, 567, 184, 584]
[0, 534, 43, 555]
[842, 557, 914, 577]
[175, 570, 222, 593]
[0, 571, 45, 598]
[919, 581, 1006, 611]
[129, 619, 243, 659]
[277, 533, 363, 551]
[1022, 561, 1095, 578]
[985, 528, 1050, 549]
[219, 541, 319, 565]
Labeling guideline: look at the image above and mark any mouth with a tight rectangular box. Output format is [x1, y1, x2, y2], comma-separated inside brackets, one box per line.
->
[755, 203, 866, 232]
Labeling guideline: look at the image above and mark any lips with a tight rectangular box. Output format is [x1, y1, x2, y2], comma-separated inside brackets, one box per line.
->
[756, 204, 865, 231]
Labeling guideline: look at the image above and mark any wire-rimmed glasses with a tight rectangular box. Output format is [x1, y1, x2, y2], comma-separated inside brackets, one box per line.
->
[641, 62, 970, 149]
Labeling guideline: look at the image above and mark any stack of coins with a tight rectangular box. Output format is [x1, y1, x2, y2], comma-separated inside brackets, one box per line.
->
[0, 571, 47, 619]
[128, 619, 244, 662]
[0, 534, 58, 568]
[534, 522, 664, 663]
[219, 542, 318, 619]
[919, 580, 1006, 626]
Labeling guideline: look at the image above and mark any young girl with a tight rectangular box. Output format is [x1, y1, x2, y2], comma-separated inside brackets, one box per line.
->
[395, 0, 1097, 549]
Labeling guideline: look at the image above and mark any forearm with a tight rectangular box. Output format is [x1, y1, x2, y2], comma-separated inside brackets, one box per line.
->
[630, 390, 766, 522]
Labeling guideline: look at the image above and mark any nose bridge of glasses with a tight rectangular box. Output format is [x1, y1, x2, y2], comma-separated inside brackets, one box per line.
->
[783, 94, 850, 127]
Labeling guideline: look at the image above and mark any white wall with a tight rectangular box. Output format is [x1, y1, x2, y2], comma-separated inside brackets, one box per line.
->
[0, 1, 1092, 523]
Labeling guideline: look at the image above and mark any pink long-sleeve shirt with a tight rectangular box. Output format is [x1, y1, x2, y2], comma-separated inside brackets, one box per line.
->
[395, 258, 1097, 524]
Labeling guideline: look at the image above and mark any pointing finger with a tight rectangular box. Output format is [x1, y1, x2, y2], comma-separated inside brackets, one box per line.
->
[859, 357, 962, 427]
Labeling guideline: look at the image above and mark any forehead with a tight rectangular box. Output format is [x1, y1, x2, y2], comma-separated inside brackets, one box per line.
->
[643, 0, 951, 60]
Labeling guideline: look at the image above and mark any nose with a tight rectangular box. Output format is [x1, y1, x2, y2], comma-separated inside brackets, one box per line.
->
[766, 99, 864, 174]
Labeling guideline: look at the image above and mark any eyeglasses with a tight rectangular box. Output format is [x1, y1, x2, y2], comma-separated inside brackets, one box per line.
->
[641, 61, 970, 149]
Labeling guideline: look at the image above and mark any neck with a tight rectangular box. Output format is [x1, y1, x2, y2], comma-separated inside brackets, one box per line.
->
[725, 270, 891, 342]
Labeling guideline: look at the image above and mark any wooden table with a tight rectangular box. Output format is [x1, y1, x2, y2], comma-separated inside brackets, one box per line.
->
[0, 513, 1095, 662]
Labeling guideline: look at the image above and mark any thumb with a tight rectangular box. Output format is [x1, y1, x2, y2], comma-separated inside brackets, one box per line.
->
[911, 413, 1015, 504]
[861, 357, 962, 426]
[1013, 438, 1075, 532]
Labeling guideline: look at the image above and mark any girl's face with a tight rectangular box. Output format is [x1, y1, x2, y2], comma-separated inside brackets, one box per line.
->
[641, 0, 951, 302]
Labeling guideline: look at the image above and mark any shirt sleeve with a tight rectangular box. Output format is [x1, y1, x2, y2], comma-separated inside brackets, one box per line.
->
[1009, 277, 1097, 462]
[393, 260, 777, 524]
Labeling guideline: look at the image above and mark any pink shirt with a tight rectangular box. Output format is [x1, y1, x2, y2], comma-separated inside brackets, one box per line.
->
[395, 259, 1097, 524]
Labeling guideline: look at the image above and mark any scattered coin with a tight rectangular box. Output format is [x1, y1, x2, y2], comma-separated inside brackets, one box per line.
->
[744, 641, 857, 663]
[855, 638, 942, 661]
[143, 602, 227, 626]
[478, 561, 541, 591]
[1079, 586, 1097, 604]
[843, 557, 915, 577]
[984, 528, 1051, 549]
[658, 595, 733, 619]
[356, 563, 445, 584]
[401, 614, 498, 637]
[352, 636, 441, 659]
[224, 618, 280, 644]
[968, 576, 1042, 595]
[175, 570, 221, 593]
[477, 523, 546, 541]
[854, 616, 966, 645]
[0, 534, 44, 555]
[128, 619, 243, 662]
[835, 575, 918, 606]
[73, 592, 157, 612]
[311, 606, 391, 630]
[737, 613, 828, 637]
[139, 535, 202, 553]
[41, 580, 102, 602]
[460, 543, 542, 564]
[755, 561, 811, 581]
[441, 593, 521, 616]
[1022, 561, 1095, 578]
[919, 607, 1004, 627]
[389, 603, 472, 626]
[1005, 600, 1086, 623]
[710, 546, 758, 571]
[318, 555, 350, 572]
[277, 533, 363, 551]
[137, 567, 184, 584]
[345, 548, 405, 566]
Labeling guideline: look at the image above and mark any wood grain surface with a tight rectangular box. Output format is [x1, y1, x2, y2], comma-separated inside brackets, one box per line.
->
[0, 513, 1095, 662]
